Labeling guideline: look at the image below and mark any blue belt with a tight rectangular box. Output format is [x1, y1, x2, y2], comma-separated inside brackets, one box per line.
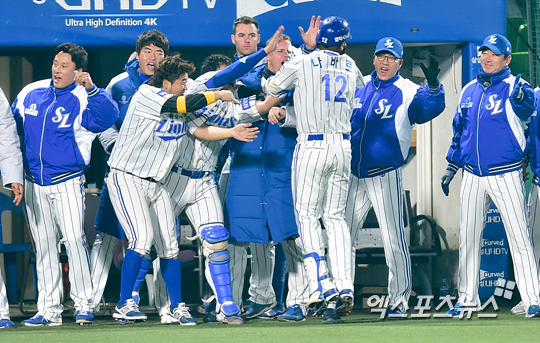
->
[307, 134, 350, 141]
[172, 166, 208, 179]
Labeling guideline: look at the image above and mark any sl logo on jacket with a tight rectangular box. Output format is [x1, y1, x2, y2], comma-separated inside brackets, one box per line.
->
[155, 118, 187, 141]
[485, 94, 503, 115]
[374, 99, 393, 119]
[52, 107, 72, 128]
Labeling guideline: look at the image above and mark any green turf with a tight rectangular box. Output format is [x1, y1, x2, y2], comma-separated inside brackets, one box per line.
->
[3, 310, 540, 343]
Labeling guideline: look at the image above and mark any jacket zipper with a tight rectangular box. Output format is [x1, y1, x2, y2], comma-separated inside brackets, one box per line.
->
[40, 89, 57, 184]
[476, 90, 485, 176]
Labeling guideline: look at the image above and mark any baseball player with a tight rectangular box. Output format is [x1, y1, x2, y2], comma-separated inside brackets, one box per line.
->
[511, 87, 540, 315]
[11, 43, 119, 326]
[222, 16, 320, 322]
[442, 34, 540, 318]
[261, 16, 365, 323]
[226, 34, 312, 322]
[158, 55, 274, 325]
[0, 87, 24, 329]
[342, 37, 445, 318]
[120, 27, 285, 323]
[88, 29, 173, 320]
[91, 29, 273, 321]
[106, 54, 258, 324]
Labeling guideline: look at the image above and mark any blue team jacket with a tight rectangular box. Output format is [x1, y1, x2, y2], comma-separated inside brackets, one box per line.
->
[108, 58, 146, 129]
[11, 79, 118, 186]
[447, 67, 536, 176]
[351, 71, 445, 178]
[225, 64, 298, 244]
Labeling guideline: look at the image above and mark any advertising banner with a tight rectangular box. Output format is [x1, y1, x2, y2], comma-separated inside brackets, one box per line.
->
[479, 204, 510, 302]
[1, 0, 506, 47]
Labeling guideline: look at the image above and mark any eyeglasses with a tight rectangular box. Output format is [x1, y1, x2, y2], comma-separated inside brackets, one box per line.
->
[375, 54, 400, 63]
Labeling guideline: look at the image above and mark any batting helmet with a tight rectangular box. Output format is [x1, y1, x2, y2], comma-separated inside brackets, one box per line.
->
[316, 16, 351, 46]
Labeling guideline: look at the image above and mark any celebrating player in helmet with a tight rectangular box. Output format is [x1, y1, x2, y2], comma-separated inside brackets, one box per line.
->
[260, 16, 365, 323]
[224, 16, 320, 323]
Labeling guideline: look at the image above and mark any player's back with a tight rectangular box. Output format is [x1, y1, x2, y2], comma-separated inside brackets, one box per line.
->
[293, 50, 362, 134]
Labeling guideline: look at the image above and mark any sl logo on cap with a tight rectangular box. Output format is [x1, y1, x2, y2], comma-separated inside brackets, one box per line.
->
[384, 39, 394, 48]
[488, 36, 497, 44]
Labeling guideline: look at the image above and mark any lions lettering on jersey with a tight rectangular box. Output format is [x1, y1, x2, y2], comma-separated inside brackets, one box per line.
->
[155, 118, 187, 141]
[207, 114, 237, 128]
[198, 105, 238, 128]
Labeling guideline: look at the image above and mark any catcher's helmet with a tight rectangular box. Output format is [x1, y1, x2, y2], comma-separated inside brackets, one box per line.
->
[316, 16, 351, 46]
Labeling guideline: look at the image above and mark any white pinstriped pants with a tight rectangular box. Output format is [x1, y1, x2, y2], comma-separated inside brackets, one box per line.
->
[343, 169, 411, 308]
[228, 239, 309, 308]
[107, 170, 178, 258]
[292, 137, 354, 292]
[151, 170, 226, 315]
[528, 183, 540, 270]
[89, 232, 118, 310]
[0, 272, 9, 320]
[25, 176, 93, 320]
[107, 170, 178, 315]
[457, 170, 540, 309]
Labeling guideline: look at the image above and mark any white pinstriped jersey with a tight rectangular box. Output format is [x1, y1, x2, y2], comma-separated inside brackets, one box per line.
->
[174, 97, 261, 171]
[108, 84, 206, 181]
[0, 87, 23, 187]
[267, 50, 365, 134]
[175, 72, 262, 172]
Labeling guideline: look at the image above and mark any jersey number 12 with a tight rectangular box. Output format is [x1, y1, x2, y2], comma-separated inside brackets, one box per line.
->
[322, 74, 347, 103]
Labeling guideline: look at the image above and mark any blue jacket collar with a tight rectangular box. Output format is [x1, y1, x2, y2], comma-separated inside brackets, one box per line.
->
[476, 66, 511, 89]
[125, 58, 146, 86]
[50, 79, 78, 93]
[371, 70, 400, 89]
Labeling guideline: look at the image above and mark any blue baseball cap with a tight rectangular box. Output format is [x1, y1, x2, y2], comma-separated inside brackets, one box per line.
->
[374, 37, 403, 59]
[479, 34, 512, 55]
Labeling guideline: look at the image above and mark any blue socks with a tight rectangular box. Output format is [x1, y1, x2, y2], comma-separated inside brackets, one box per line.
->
[160, 257, 183, 308]
[119, 249, 144, 304]
[133, 254, 153, 292]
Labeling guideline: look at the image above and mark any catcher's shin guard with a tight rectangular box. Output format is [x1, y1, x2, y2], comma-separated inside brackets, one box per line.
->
[201, 223, 239, 316]
[304, 252, 337, 310]
[208, 250, 239, 315]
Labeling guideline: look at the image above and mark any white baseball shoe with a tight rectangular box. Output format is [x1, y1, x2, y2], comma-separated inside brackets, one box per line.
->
[511, 301, 526, 315]
[160, 312, 175, 324]
[171, 303, 197, 326]
[113, 299, 147, 321]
